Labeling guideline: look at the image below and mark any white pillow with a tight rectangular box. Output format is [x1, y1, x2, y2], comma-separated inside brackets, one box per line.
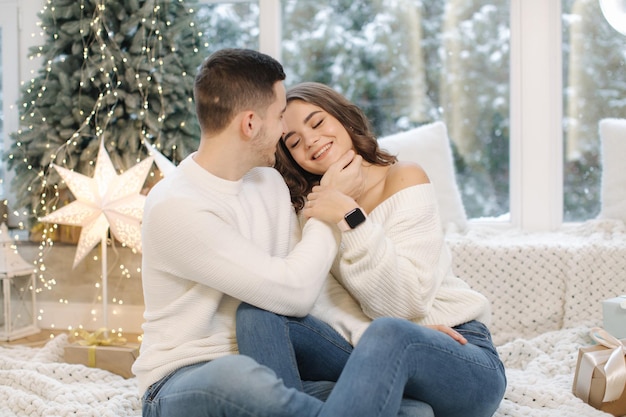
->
[378, 121, 468, 233]
[598, 118, 626, 223]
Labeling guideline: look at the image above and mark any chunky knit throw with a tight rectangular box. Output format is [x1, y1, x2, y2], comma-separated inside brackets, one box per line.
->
[0, 327, 616, 417]
[0, 334, 140, 417]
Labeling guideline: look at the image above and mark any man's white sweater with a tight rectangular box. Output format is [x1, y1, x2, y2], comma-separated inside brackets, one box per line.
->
[132, 155, 338, 394]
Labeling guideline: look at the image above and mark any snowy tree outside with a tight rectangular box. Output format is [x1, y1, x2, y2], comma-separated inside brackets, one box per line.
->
[562, 0, 626, 221]
[199, 0, 512, 219]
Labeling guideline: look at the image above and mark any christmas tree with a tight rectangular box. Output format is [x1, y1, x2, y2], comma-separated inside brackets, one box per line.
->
[6, 0, 204, 226]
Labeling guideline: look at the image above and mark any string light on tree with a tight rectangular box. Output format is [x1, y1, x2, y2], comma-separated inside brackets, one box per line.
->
[5, 0, 205, 330]
[39, 140, 154, 329]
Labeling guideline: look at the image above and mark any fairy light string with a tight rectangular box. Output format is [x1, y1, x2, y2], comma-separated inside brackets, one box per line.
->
[8, 0, 206, 332]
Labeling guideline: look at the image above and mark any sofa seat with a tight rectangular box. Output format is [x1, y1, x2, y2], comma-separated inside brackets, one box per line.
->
[446, 218, 626, 346]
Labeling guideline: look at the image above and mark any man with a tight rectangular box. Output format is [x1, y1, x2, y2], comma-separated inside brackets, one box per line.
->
[133, 48, 433, 417]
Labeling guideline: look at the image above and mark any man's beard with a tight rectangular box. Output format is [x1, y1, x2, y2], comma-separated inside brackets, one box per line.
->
[253, 127, 278, 167]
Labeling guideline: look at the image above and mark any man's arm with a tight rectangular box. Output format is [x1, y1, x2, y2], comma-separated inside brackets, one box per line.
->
[143, 195, 338, 317]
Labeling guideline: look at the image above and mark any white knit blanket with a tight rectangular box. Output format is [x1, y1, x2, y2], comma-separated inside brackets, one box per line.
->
[447, 219, 626, 346]
[0, 327, 615, 417]
[494, 326, 613, 417]
[0, 334, 140, 417]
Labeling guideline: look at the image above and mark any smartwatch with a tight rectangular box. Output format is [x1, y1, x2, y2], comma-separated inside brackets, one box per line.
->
[337, 208, 367, 232]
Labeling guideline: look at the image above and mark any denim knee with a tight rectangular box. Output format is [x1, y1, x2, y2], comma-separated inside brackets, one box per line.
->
[143, 356, 315, 417]
[365, 317, 426, 343]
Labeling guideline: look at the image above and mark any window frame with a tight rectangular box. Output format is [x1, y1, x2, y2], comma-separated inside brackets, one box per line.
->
[0, 0, 20, 225]
[509, 0, 564, 232]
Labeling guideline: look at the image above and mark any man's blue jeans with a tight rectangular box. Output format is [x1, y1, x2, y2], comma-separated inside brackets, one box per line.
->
[236, 303, 506, 417]
[141, 350, 434, 417]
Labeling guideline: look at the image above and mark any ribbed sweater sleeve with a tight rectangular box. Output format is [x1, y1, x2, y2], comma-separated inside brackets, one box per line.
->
[332, 184, 444, 319]
[331, 184, 490, 328]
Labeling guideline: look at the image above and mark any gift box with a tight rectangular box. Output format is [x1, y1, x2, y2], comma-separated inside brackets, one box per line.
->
[64, 330, 140, 378]
[573, 328, 626, 416]
[603, 296, 626, 339]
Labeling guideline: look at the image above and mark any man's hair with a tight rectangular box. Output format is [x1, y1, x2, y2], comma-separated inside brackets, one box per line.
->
[194, 48, 286, 135]
[275, 82, 397, 212]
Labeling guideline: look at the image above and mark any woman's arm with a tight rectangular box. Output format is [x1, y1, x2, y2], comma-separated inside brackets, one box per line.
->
[332, 185, 446, 319]
[304, 163, 447, 320]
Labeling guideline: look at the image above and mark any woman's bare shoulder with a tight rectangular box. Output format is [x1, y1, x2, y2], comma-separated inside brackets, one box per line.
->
[364, 162, 431, 211]
[384, 161, 430, 197]
[377, 162, 430, 202]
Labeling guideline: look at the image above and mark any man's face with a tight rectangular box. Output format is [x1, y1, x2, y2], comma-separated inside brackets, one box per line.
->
[253, 82, 287, 167]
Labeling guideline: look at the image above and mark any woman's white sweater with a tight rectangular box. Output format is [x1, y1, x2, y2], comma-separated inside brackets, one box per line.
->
[312, 183, 491, 346]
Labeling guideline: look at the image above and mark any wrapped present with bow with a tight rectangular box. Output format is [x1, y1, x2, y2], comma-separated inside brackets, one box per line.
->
[63, 328, 140, 378]
[603, 296, 626, 339]
[573, 327, 626, 416]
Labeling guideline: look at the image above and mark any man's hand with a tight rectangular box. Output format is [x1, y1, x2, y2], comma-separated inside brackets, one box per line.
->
[320, 150, 364, 199]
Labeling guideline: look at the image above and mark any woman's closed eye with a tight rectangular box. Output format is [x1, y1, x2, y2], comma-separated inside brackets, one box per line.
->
[288, 137, 301, 149]
[311, 118, 324, 129]
[284, 116, 325, 149]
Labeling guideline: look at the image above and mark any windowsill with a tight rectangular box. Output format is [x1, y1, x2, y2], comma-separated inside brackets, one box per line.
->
[463, 217, 623, 234]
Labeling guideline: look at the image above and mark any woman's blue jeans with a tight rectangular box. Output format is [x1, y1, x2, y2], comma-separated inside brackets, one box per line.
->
[236, 303, 507, 417]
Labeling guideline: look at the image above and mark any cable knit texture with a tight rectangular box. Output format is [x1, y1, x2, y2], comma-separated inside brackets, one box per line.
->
[314, 184, 490, 347]
[0, 334, 140, 417]
[447, 218, 626, 346]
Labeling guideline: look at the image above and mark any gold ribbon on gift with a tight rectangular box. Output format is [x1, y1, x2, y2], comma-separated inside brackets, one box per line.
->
[589, 327, 626, 402]
[75, 328, 127, 346]
[74, 328, 128, 368]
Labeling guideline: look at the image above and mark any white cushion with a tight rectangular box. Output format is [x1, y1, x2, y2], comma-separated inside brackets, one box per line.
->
[598, 118, 626, 223]
[378, 121, 467, 233]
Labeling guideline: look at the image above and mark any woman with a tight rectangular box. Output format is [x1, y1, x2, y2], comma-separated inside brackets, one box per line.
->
[237, 82, 506, 417]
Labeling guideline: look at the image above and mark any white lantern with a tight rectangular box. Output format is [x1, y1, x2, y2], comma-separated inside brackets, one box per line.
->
[0, 223, 39, 341]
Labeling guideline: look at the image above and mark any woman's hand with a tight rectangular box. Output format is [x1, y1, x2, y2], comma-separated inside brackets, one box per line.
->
[319, 150, 364, 200]
[303, 186, 359, 225]
[425, 324, 468, 345]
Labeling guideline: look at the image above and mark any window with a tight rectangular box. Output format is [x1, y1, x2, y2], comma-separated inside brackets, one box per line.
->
[281, 0, 511, 220]
[562, 0, 626, 221]
[196, 1, 260, 53]
[197, 0, 511, 220]
[0, 1, 20, 204]
[13, 1, 621, 231]
[0, 26, 4, 198]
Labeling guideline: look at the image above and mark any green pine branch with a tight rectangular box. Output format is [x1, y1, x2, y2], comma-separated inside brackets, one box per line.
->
[6, 0, 203, 225]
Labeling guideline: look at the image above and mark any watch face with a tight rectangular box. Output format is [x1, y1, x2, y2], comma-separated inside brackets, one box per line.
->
[345, 208, 366, 229]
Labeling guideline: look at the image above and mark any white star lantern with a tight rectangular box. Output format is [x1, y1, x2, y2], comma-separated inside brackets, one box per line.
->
[39, 141, 154, 330]
[143, 139, 176, 176]
[40, 141, 154, 268]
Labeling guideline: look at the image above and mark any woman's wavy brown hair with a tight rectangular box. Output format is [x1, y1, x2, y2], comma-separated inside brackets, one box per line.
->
[275, 82, 397, 213]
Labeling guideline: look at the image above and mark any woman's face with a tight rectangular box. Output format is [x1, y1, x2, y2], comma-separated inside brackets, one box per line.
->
[282, 100, 353, 175]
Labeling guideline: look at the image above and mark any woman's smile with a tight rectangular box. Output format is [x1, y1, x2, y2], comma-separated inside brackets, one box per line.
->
[312, 142, 333, 160]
